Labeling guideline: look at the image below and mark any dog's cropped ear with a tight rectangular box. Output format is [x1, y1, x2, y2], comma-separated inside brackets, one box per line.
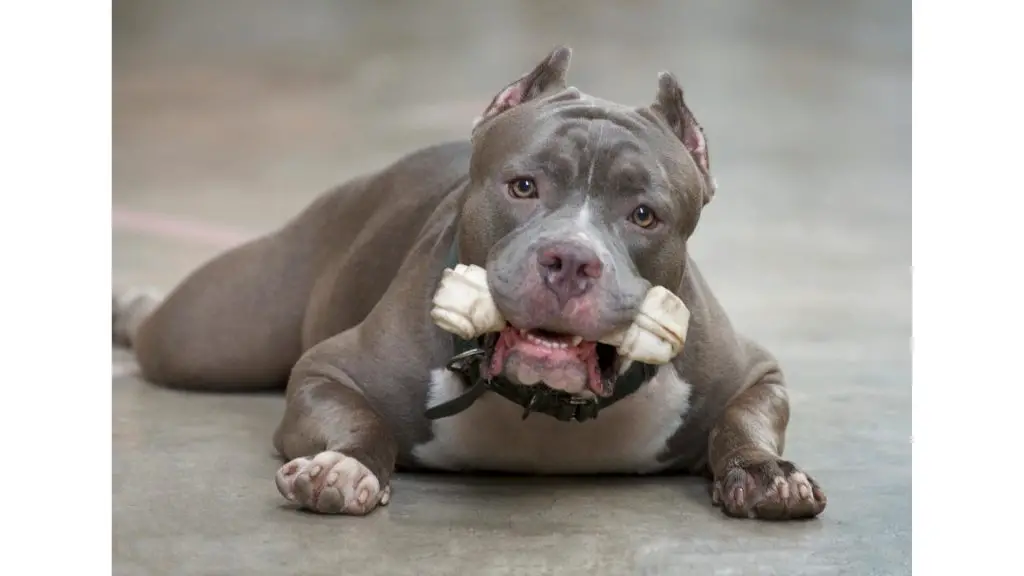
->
[649, 72, 716, 205]
[473, 46, 572, 130]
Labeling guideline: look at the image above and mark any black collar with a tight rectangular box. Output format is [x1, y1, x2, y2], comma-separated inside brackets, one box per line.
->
[425, 235, 658, 423]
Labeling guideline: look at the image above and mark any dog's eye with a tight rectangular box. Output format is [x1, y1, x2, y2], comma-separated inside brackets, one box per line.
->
[630, 205, 658, 228]
[507, 178, 538, 199]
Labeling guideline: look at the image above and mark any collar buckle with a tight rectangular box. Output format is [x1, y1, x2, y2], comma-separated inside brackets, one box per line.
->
[446, 347, 486, 374]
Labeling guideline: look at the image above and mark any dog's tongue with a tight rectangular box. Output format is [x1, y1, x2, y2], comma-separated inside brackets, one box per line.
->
[581, 344, 605, 395]
[561, 339, 602, 394]
[489, 327, 606, 395]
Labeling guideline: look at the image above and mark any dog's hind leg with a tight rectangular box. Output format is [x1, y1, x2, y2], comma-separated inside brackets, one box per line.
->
[113, 227, 319, 392]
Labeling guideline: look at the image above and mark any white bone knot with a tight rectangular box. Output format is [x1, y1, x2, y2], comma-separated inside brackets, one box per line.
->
[429, 264, 690, 364]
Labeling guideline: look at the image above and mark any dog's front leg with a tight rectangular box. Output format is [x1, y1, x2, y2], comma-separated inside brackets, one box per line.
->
[272, 336, 398, 516]
[707, 369, 827, 520]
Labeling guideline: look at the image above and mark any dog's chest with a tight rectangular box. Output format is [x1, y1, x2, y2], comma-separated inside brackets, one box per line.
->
[411, 365, 692, 474]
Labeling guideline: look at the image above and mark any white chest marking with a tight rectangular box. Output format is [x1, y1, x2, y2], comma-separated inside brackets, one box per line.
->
[412, 364, 692, 474]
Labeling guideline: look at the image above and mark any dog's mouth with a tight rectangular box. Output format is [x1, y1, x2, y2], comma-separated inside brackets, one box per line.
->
[484, 325, 621, 397]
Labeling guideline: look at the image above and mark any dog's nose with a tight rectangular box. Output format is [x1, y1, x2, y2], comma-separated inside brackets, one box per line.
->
[537, 242, 603, 304]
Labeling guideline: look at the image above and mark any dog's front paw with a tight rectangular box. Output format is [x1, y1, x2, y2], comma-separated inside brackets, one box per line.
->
[712, 458, 826, 520]
[275, 451, 390, 515]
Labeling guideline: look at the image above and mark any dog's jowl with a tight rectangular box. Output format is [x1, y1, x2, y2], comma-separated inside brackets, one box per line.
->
[113, 46, 827, 520]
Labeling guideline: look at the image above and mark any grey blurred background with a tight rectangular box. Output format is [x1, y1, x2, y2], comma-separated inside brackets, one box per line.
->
[113, 1, 910, 574]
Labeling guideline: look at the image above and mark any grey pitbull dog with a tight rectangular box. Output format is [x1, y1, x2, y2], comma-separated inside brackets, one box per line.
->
[113, 47, 827, 520]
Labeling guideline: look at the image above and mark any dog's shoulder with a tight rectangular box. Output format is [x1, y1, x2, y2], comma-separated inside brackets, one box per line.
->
[675, 256, 768, 385]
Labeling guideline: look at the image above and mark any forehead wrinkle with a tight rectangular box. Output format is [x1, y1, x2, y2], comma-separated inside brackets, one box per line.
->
[584, 121, 607, 193]
[531, 123, 589, 183]
[554, 102, 654, 141]
[610, 162, 653, 192]
[592, 140, 656, 196]
[504, 151, 573, 181]
[502, 122, 581, 180]
[574, 120, 651, 201]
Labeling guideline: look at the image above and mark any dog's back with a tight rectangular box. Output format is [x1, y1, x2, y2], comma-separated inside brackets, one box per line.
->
[119, 140, 472, 389]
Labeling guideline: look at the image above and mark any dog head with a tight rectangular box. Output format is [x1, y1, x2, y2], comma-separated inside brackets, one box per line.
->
[457, 46, 714, 398]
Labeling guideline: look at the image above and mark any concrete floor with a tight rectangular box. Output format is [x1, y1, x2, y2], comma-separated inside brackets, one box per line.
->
[112, 1, 910, 574]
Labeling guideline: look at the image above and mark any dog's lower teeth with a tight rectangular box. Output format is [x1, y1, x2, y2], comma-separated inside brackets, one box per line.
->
[521, 330, 581, 350]
[524, 332, 566, 349]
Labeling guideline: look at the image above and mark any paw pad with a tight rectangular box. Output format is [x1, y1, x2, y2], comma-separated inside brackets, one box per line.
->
[712, 459, 826, 520]
[275, 451, 389, 515]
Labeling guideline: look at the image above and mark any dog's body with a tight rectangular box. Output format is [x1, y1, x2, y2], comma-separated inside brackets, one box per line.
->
[113, 47, 826, 520]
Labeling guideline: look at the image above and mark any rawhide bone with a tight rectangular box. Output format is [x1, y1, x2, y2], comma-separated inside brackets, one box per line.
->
[430, 264, 690, 365]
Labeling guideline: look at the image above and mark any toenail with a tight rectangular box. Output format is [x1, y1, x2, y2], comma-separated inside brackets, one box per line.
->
[310, 465, 322, 477]
[358, 489, 369, 504]
[327, 471, 339, 486]
[798, 484, 811, 499]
